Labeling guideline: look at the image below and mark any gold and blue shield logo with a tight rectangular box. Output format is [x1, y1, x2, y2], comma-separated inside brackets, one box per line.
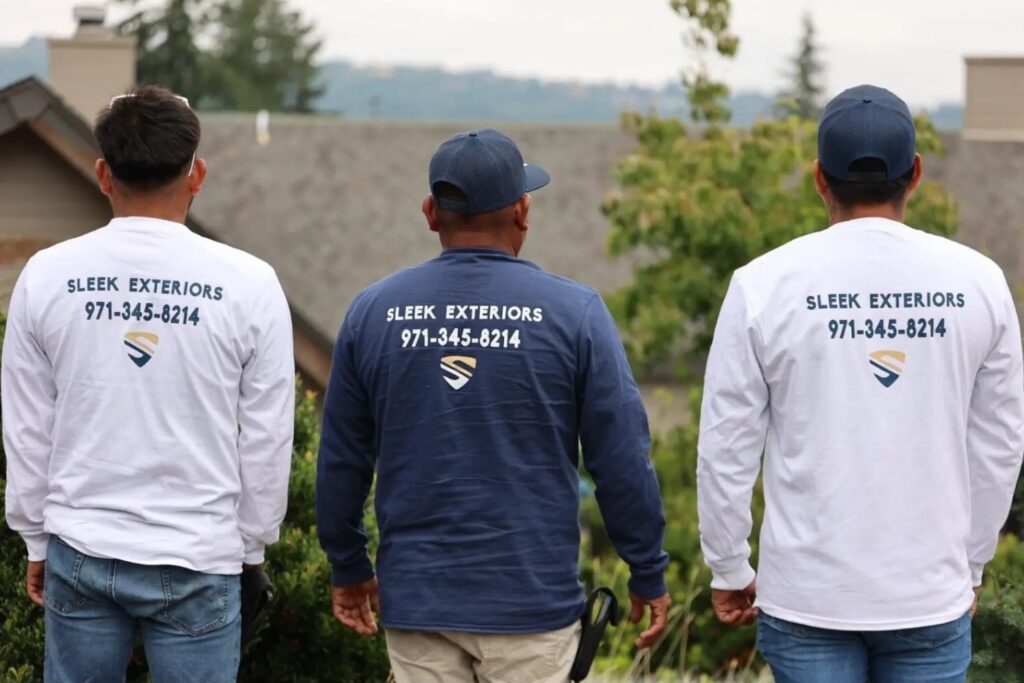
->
[124, 331, 159, 368]
[868, 350, 905, 388]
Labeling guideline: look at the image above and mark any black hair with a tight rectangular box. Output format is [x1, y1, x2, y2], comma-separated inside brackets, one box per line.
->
[823, 157, 915, 207]
[94, 86, 200, 191]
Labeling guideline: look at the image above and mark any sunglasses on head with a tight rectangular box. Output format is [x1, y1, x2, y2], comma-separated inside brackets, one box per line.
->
[110, 93, 190, 107]
[109, 93, 197, 177]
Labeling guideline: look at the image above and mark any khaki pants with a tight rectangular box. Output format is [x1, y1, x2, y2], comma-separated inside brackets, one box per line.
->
[386, 621, 582, 683]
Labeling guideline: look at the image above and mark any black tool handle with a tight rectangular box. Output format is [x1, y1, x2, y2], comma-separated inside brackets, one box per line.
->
[569, 587, 620, 682]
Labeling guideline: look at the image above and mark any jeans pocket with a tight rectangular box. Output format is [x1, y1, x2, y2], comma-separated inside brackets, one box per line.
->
[759, 613, 819, 639]
[159, 567, 234, 637]
[43, 537, 88, 615]
[893, 612, 971, 649]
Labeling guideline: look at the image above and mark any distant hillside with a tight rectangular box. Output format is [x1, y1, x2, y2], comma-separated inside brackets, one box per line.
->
[0, 37, 962, 129]
[315, 62, 787, 126]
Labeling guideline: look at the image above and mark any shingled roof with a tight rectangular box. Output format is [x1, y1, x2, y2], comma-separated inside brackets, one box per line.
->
[5, 76, 1024, 379]
[194, 114, 641, 342]
[926, 135, 1024, 283]
[195, 114, 1024, 348]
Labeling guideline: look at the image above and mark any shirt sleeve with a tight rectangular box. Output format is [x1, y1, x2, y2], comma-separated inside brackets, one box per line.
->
[966, 279, 1024, 586]
[697, 276, 769, 591]
[577, 294, 669, 600]
[236, 270, 295, 565]
[2, 268, 57, 561]
[316, 308, 377, 587]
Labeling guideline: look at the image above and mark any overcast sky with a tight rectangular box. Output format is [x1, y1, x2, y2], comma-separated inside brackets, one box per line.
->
[5, 0, 1023, 106]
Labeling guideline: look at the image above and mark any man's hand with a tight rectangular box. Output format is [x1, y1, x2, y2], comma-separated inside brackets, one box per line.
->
[26, 561, 45, 607]
[629, 591, 671, 649]
[712, 580, 757, 626]
[971, 586, 982, 617]
[332, 578, 380, 636]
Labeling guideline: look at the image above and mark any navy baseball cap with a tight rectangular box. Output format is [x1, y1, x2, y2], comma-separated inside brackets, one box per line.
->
[818, 85, 916, 182]
[429, 129, 551, 214]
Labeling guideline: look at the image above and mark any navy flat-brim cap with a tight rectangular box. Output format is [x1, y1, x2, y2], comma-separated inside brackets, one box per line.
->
[818, 84, 916, 182]
[429, 128, 551, 214]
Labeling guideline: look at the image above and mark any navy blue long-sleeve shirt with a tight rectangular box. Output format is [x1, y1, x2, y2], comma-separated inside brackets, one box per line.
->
[316, 248, 668, 633]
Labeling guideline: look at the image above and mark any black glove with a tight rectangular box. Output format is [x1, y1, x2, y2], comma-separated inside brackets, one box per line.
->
[240, 567, 274, 649]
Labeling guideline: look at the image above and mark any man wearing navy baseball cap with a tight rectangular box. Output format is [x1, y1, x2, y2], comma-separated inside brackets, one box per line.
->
[698, 85, 1024, 682]
[316, 128, 671, 682]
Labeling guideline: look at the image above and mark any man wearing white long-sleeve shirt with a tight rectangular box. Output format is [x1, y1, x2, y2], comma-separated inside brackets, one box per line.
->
[2, 87, 294, 682]
[698, 84, 1024, 683]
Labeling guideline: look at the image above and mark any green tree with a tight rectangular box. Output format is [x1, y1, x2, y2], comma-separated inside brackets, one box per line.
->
[204, 0, 323, 112]
[777, 12, 826, 120]
[117, 0, 323, 112]
[116, 0, 209, 102]
[604, 5, 956, 378]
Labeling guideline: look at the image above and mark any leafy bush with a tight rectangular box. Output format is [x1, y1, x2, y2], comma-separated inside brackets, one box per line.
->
[972, 535, 1024, 682]
[585, 388, 763, 678]
[238, 388, 389, 683]
[0, 311, 47, 683]
[0, 351, 388, 682]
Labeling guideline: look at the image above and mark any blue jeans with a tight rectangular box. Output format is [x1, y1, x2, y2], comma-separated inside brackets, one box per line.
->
[44, 536, 241, 683]
[757, 611, 972, 683]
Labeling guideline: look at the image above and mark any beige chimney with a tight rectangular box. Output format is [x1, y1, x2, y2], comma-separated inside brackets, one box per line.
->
[47, 5, 137, 124]
[963, 57, 1024, 142]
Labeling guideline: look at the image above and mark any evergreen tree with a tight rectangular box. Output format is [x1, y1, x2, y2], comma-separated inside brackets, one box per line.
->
[204, 0, 323, 112]
[778, 12, 826, 120]
[116, 0, 322, 112]
[116, 0, 208, 102]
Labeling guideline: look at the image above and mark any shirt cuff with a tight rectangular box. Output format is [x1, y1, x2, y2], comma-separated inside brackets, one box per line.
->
[24, 532, 50, 562]
[970, 562, 985, 587]
[243, 545, 266, 565]
[710, 562, 756, 591]
[331, 555, 375, 587]
[628, 572, 668, 600]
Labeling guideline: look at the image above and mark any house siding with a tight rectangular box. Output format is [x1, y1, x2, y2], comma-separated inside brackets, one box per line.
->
[0, 125, 110, 244]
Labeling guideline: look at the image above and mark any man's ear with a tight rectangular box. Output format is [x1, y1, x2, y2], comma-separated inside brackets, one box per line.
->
[812, 160, 830, 202]
[907, 153, 923, 196]
[95, 158, 114, 197]
[422, 194, 442, 233]
[189, 157, 208, 196]
[513, 194, 531, 232]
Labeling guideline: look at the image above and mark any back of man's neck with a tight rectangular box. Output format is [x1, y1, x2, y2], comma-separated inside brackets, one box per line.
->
[441, 233, 515, 256]
[111, 194, 188, 224]
[830, 204, 906, 226]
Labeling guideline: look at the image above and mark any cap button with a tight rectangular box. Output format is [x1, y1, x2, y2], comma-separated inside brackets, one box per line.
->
[862, 98, 872, 103]
[468, 132, 477, 137]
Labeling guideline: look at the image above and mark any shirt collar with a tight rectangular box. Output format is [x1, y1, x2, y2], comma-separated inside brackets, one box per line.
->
[435, 248, 542, 270]
[105, 216, 190, 232]
[828, 216, 909, 232]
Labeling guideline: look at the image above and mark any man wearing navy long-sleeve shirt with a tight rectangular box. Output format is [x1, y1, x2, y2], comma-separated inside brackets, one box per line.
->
[316, 129, 670, 683]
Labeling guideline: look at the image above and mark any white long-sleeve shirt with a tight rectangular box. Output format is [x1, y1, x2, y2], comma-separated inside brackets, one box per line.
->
[3, 216, 294, 574]
[698, 217, 1024, 630]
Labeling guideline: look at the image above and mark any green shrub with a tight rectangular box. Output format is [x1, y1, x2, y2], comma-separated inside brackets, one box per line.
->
[585, 387, 764, 678]
[1005, 476, 1024, 538]
[0, 311, 47, 683]
[0, 358, 389, 682]
[238, 387, 390, 683]
[972, 535, 1024, 682]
